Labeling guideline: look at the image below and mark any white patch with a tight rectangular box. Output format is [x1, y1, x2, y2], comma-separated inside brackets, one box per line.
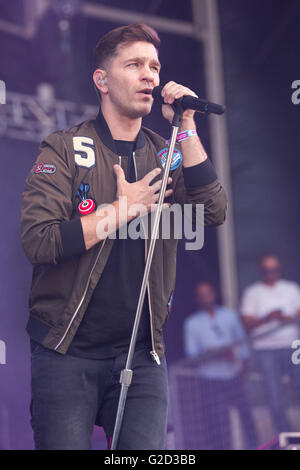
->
[0, 340, 6, 365]
[0, 80, 6, 104]
[73, 136, 96, 169]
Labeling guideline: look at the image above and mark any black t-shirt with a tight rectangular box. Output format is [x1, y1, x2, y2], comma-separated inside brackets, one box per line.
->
[66, 139, 152, 359]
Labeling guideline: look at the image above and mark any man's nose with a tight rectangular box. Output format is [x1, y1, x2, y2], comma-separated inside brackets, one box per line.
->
[141, 66, 156, 83]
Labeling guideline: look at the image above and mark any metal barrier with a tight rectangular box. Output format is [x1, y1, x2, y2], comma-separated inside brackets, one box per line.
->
[168, 320, 300, 449]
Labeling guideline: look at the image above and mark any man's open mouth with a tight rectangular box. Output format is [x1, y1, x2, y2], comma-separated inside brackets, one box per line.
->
[138, 89, 153, 96]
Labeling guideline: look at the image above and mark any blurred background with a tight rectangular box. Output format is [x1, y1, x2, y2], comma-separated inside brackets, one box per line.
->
[0, 0, 300, 450]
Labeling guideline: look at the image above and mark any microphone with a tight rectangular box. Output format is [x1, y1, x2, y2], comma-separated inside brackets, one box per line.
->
[152, 86, 225, 115]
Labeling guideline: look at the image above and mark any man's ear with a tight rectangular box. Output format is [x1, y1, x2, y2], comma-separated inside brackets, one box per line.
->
[93, 69, 108, 94]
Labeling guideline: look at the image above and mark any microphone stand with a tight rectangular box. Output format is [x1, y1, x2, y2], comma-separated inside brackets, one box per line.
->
[110, 103, 184, 450]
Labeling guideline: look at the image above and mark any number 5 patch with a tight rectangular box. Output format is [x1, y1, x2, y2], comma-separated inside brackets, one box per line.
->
[73, 137, 96, 169]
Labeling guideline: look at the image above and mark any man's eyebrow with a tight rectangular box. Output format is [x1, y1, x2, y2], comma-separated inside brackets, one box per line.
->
[123, 57, 161, 67]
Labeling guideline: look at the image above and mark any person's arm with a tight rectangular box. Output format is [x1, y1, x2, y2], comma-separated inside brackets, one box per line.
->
[21, 134, 76, 265]
[81, 165, 172, 250]
[281, 285, 300, 321]
[274, 286, 300, 323]
[230, 310, 251, 364]
[178, 116, 208, 167]
[160, 81, 207, 167]
[184, 317, 234, 363]
[242, 310, 288, 331]
[242, 314, 271, 331]
[160, 81, 228, 227]
[240, 286, 267, 332]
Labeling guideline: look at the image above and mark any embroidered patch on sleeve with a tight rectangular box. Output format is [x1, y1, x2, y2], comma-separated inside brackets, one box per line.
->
[34, 163, 56, 174]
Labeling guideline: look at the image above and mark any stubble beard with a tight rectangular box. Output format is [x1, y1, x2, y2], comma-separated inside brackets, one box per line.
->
[110, 90, 152, 119]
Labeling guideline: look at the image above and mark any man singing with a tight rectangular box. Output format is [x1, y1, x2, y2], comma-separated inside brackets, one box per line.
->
[20, 23, 227, 450]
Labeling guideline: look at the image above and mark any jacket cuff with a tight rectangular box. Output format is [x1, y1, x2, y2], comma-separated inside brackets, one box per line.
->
[59, 218, 86, 258]
[182, 158, 218, 189]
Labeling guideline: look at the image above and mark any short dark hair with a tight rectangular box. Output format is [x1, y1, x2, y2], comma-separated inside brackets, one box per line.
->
[93, 23, 161, 71]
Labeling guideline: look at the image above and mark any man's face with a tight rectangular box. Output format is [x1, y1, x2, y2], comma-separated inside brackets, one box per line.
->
[103, 41, 161, 118]
[260, 256, 281, 283]
[196, 284, 217, 310]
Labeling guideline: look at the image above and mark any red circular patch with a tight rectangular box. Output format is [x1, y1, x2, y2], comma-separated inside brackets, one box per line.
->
[77, 199, 96, 215]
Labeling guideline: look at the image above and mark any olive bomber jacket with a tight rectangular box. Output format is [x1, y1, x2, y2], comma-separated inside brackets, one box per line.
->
[20, 111, 227, 362]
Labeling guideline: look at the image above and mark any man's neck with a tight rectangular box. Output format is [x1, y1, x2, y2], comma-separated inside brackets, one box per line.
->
[204, 307, 215, 317]
[263, 280, 279, 287]
[101, 101, 142, 142]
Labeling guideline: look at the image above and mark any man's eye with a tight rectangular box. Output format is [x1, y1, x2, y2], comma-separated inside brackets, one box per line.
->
[151, 66, 159, 72]
[128, 63, 138, 67]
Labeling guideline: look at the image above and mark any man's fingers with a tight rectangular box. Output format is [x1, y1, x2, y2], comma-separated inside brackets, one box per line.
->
[151, 177, 173, 194]
[162, 81, 198, 103]
[143, 167, 162, 185]
[156, 189, 173, 199]
[153, 189, 173, 202]
[151, 180, 162, 193]
[113, 164, 126, 185]
[164, 189, 173, 198]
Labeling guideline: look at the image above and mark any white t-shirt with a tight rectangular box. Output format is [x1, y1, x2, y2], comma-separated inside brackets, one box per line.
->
[240, 280, 300, 350]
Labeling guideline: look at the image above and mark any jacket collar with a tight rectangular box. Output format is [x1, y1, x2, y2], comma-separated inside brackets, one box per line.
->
[93, 107, 146, 155]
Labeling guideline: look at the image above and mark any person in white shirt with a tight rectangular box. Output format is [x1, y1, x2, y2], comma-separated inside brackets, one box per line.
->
[240, 254, 300, 433]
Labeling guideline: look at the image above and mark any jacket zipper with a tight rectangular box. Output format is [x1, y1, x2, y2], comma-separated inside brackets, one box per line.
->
[132, 152, 160, 365]
[54, 153, 160, 364]
[54, 238, 107, 351]
[54, 155, 122, 351]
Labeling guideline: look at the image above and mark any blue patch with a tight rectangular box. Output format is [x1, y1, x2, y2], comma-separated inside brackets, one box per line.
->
[158, 147, 182, 171]
[76, 183, 90, 201]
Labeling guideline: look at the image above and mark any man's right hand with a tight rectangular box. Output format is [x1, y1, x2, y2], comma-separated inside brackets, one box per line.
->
[113, 164, 173, 218]
[81, 165, 173, 251]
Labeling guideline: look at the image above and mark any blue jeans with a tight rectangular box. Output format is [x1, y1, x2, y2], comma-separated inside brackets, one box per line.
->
[30, 345, 168, 450]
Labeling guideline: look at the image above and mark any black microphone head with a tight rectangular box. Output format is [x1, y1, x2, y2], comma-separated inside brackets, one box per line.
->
[152, 86, 164, 102]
